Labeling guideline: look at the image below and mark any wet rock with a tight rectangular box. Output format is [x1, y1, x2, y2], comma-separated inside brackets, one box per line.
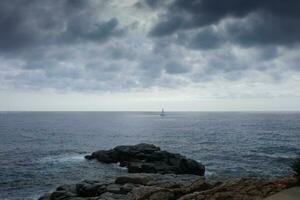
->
[56, 184, 77, 194]
[178, 177, 292, 200]
[148, 191, 175, 200]
[146, 174, 203, 189]
[99, 192, 129, 200]
[115, 174, 154, 185]
[92, 150, 117, 163]
[120, 183, 137, 194]
[76, 180, 107, 197]
[50, 190, 76, 200]
[38, 193, 51, 200]
[85, 143, 205, 176]
[106, 184, 125, 194]
[38, 174, 293, 200]
[129, 186, 167, 200]
[84, 155, 93, 160]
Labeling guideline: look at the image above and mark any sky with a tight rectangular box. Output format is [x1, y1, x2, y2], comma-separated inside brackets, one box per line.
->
[0, 0, 300, 111]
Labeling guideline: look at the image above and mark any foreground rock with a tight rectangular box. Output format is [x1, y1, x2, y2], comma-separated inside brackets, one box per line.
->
[38, 173, 210, 200]
[178, 176, 295, 200]
[85, 143, 205, 176]
[38, 174, 295, 200]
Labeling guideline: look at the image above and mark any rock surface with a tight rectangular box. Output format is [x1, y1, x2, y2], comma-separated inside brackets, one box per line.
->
[38, 144, 296, 200]
[85, 143, 205, 176]
[38, 173, 208, 200]
[38, 174, 294, 200]
[178, 177, 294, 200]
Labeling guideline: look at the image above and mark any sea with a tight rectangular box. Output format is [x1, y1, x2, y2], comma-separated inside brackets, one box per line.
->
[0, 112, 299, 200]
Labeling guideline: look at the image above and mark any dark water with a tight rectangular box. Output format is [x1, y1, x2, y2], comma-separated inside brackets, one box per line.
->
[0, 112, 299, 200]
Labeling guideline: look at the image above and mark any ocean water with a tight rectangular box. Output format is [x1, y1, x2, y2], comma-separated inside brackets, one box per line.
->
[0, 112, 299, 200]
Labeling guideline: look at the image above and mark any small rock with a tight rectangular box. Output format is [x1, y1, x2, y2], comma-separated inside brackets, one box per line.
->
[149, 191, 175, 200]
[99, 192, 129, 200]
[120, 183, 136, 193]
[76, 180, 107, 197]
[106, 184, 125, 194]
[50, 190, 76, 200]
[115, 174, 154, 185]
[92, 150, 116, 163]
[56, 184, 77, 194]
[84, 155, 94, 160]
[130, 186, 168, 200]
[38, 193, 51, 200]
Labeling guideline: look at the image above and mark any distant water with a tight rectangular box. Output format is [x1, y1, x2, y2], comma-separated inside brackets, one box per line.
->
[0, 112, 300, 200]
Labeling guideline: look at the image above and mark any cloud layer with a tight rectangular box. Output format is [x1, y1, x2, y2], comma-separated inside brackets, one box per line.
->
[0, 0, 299, 100]
[0, 0, 125, 52]
[149, 0, 300, 47]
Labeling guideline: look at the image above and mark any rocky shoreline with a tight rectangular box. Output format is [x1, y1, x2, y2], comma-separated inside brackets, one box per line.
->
[38, 144, 296, 200]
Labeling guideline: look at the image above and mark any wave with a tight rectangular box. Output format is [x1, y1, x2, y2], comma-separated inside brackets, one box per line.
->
[38, 154, 85, 164]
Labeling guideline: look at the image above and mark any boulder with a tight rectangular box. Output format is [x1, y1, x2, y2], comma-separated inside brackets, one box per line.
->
[106, 184, 126, 194]
[76, 180, 108, 197]
[38, 193, 51, 200]
[115, 174, 154, 185]
[120, 183, 137, 194]
[85, 143, 205, 176]
[56, 184, 77, 194]
[129, 186, 167, 200]
[148, 191, 175, 200]
[49, 191, 76, 200]
[99, 192, 129, 200]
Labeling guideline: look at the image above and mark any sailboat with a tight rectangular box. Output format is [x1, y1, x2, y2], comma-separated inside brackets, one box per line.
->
[160, 108, 165, 116]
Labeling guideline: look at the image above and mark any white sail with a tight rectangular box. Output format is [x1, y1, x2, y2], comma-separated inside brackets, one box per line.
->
[160, 108, 165, 116]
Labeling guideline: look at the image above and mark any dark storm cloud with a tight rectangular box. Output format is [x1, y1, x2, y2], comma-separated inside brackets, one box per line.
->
[0, 0, 124, 52]
[149, 0, 300, 48]
[0, 0, 299, 94]
[61, 18, 123, 44]
[135, 0, 169, 10]
[183, 28, 222, 50]
[165, 62, 189, 74]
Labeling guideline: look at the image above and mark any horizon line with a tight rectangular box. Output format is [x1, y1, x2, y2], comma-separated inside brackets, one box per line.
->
[1, 110, 300, 112]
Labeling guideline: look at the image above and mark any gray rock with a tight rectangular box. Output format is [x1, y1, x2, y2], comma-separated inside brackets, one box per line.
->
[76, 180, 107, 197]
[50, 190, 76, 200]
[92, 150, 116, 163]
[146, 174, 203, 189]
[120, 183, 136, 193]
[38, 172, 294, 200]
[148, 191, 175, 200]
[99, 192, 129, 200]
[56, 184, 77, 194]
[115, 174, 154, 185]
[85, 144, 205, 176]
[106, 184, 126, 194]
[38, 193, 51, 200]
[129, 186, 166, 200]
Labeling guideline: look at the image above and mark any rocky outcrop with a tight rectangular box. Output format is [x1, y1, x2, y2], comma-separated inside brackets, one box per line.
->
[85, 143, 205, 176]
[38, 173, 209, 200]
[38, 174, 294, 200]
[38, 144, 297, 200]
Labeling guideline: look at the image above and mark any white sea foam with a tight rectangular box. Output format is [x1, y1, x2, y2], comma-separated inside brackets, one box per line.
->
[39, 154, 85, 164]
[204, 170, 214, 176]
[252, 152, 295, 159]
[115, 163, 128, 171]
